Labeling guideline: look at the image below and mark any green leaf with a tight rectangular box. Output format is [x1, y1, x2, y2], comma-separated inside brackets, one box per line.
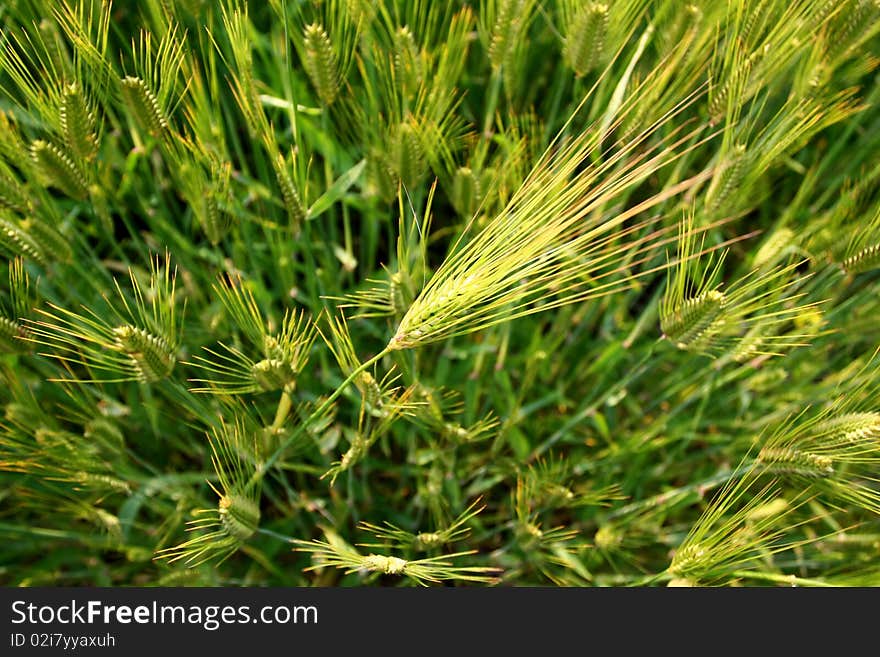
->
[307, 158, 366, 220]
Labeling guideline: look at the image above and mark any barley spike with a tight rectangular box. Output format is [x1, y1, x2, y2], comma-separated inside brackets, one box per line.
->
[563, 3, 609, 77]
[111, 325, 176, 382]
[120, 76, 168, 138]
[661, 290, 727, 350]
[302, 23, 340, 106]
[30, 140, 88, 200]
[60, 83, 98, 163]
[758, 446, 834, 479]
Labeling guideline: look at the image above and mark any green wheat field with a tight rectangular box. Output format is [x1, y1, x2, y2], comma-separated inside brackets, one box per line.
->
[1, 0, 879, 587]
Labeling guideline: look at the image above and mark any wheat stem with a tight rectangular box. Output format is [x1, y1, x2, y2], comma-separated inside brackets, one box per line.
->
[270, 389, 294, 432]
[607, 465, 751, 520]
[729, 570, 836, 587]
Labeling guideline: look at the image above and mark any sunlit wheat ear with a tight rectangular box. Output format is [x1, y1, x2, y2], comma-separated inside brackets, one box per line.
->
[293, 529, 498, 585]
[25, 253, 182, 383]
[30, 140, 89, 200]
[111, 326, 176, 383]
[843, 244, 880, 274]
[118, 24, 185, 140]
[302, 23, 341, 106]
[358, 499, 485, 552]
[290, 0, 361, 111]
[562, 1, 609, 77]
[59, 83, 98, 163]
[390, 78, 724, 352]
[189, 274, 317, 395]
[758, 447, 834, 478]
[156, 420, 261, 566]
[661, 290, 727, 350]
[811, 413, 880, 444]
